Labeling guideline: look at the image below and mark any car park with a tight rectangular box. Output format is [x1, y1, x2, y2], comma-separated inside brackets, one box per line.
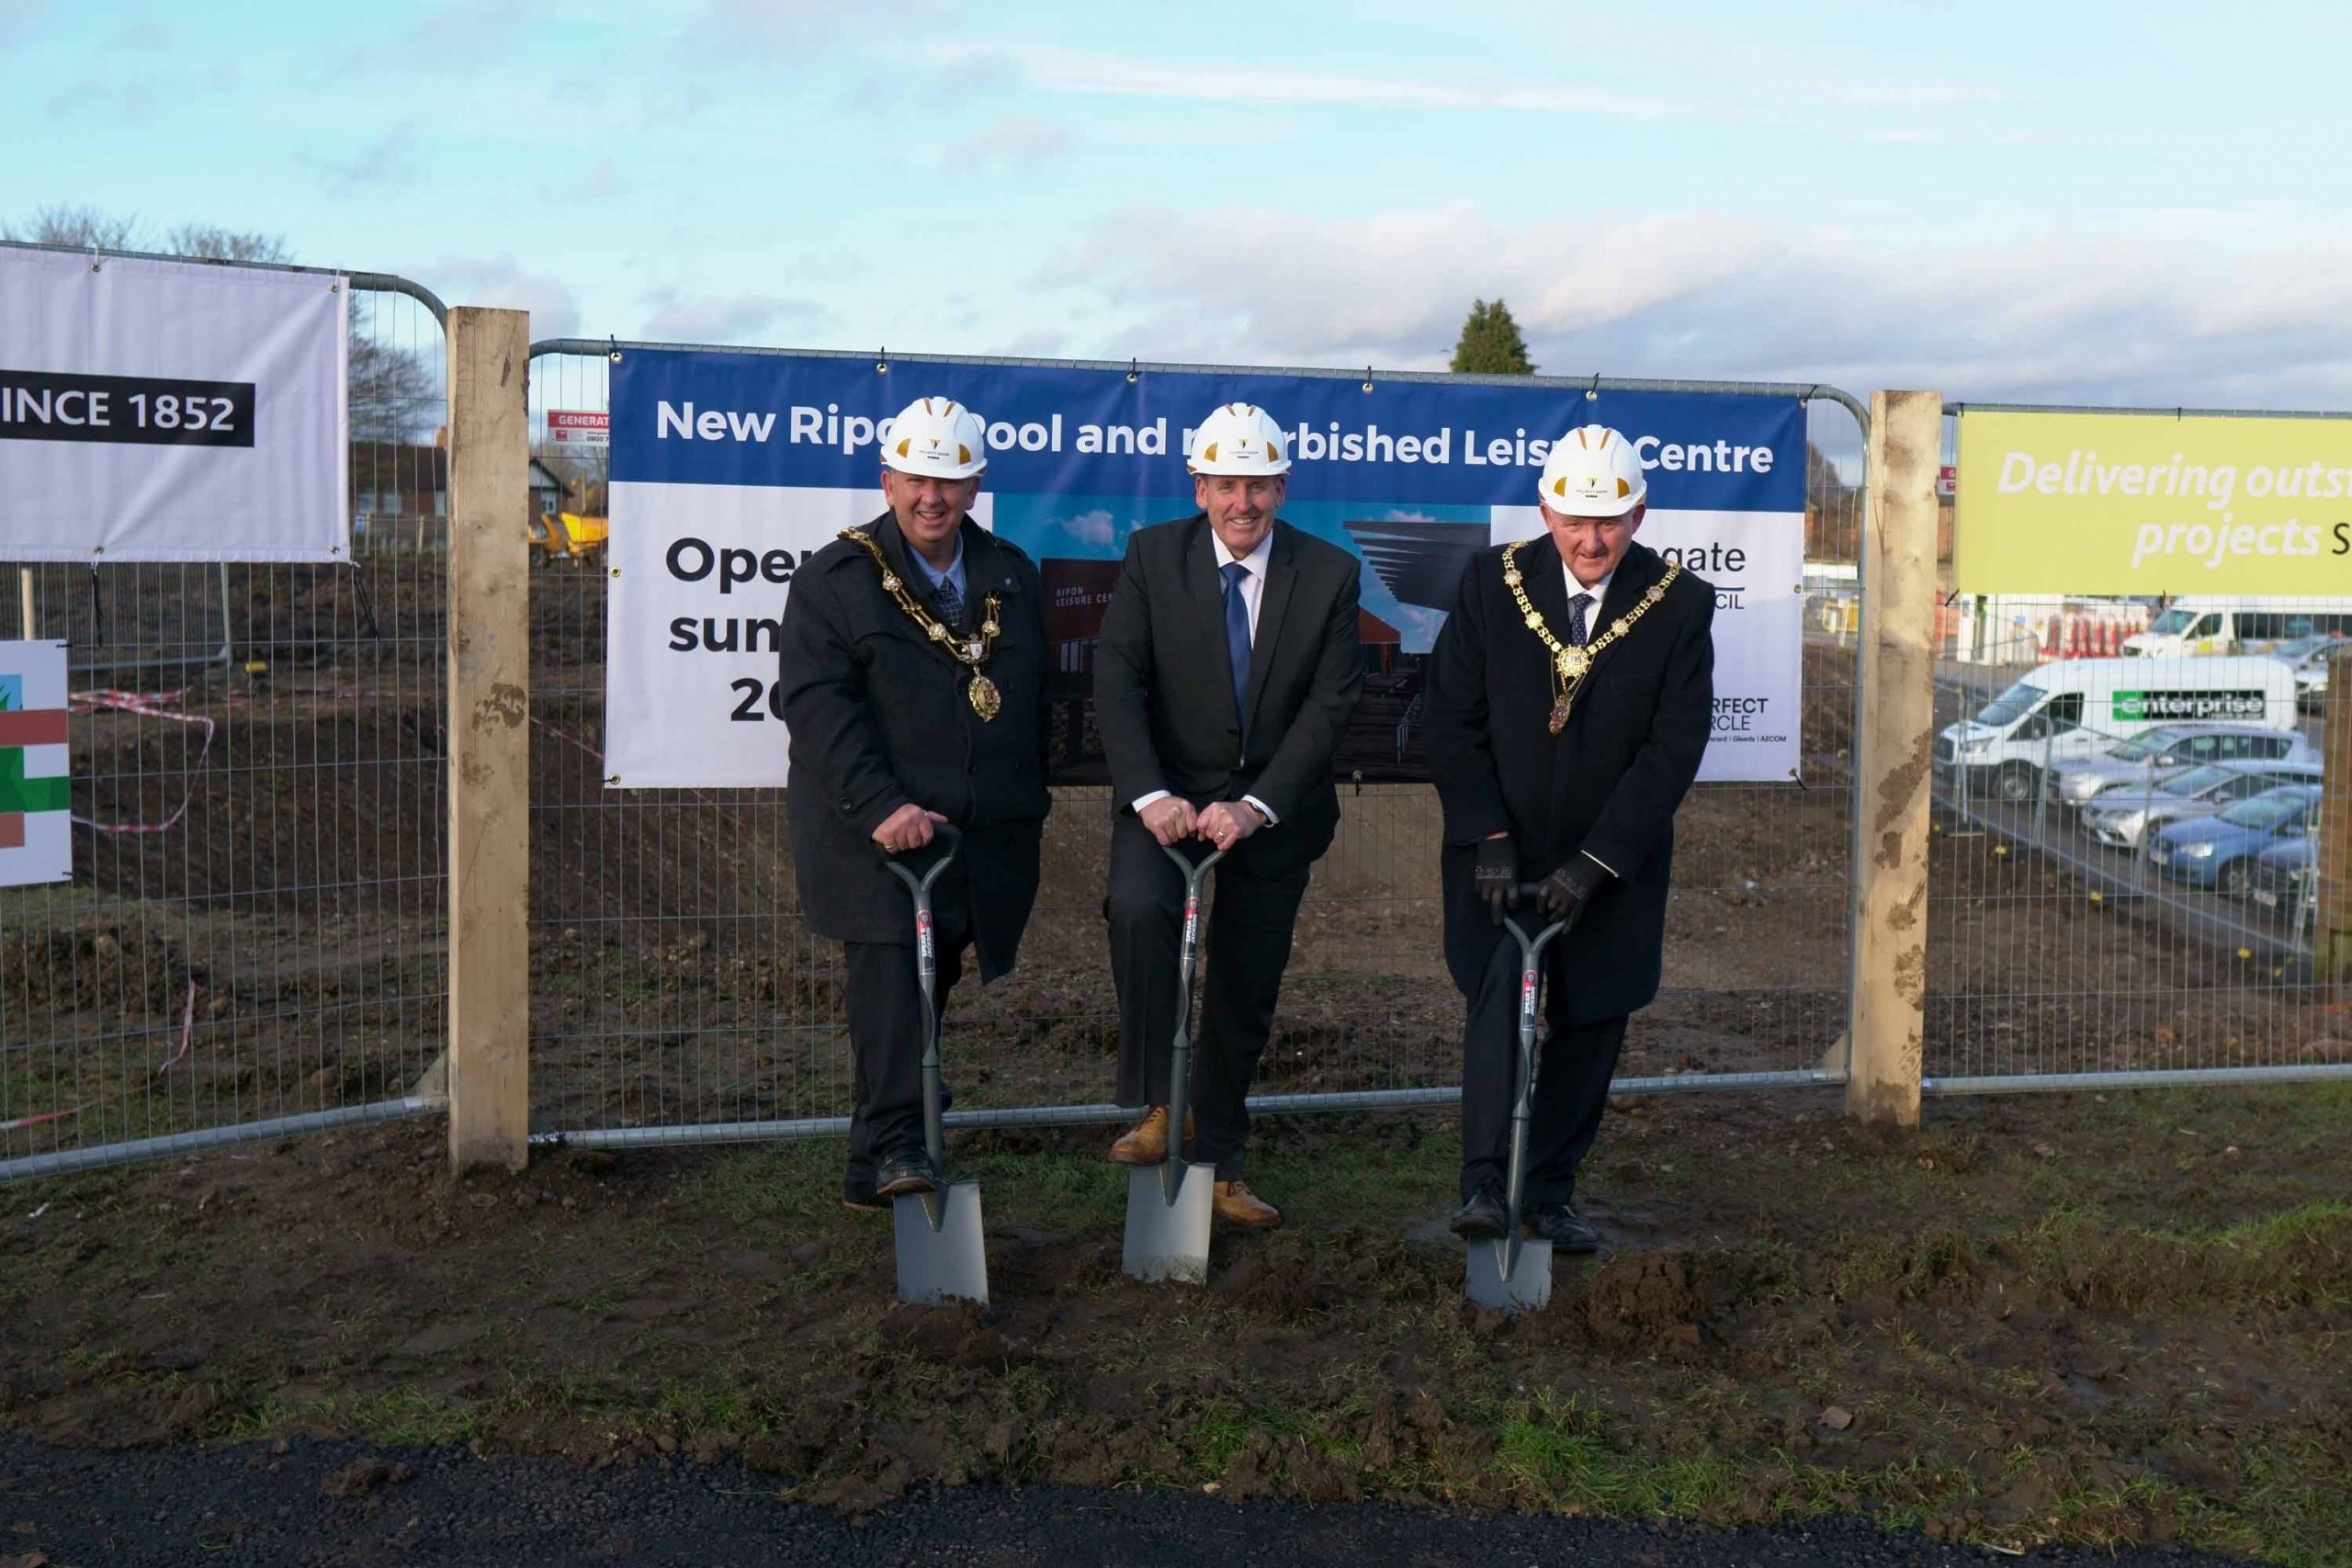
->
[1937, 657, 2299, 807]
[2079, 759, 2324, 851]
[2146, 784, 2320, 896]
[2046, 722, 2316, 808]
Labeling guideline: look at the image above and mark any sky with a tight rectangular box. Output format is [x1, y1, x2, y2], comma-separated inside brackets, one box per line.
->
[8, 0, 2352, 412]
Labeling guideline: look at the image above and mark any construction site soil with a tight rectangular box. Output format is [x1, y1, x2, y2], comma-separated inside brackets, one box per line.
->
[2, 1087, 2348, 1562]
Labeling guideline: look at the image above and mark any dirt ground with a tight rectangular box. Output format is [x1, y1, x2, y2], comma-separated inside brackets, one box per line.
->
[3, 1084, 2348, 1563]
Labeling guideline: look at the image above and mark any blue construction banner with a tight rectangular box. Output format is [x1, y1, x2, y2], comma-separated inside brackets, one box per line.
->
[605, 348, 1807, 788]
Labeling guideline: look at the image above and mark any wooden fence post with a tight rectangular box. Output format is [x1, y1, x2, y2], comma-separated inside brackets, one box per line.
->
[1846, 389, 1942, 1127]
[446, 307, 531, 1171]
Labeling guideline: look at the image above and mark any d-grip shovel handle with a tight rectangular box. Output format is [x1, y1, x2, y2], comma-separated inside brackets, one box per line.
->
[879, 822, 963, 1224]
[1494, 898, 1566, 1284]
[1158, 840, 1227, 1205]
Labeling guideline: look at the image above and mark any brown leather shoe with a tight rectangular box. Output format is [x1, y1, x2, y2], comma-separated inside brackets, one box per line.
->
[1213, 1179, 1282, 1229]
[1107, 1106, 1194, 1166]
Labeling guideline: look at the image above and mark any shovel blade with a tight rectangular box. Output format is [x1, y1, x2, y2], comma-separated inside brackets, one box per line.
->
[1465, 1235, 1553, 1314]
[892, 1181, 989, 1307]
[1122, 1162, 1215, 1283]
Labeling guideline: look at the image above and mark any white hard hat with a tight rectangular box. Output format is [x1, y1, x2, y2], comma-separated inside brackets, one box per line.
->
[1539, 424, 1646, 517]
[882, 397, 987, 480]
[1188, 402, 1291, 476]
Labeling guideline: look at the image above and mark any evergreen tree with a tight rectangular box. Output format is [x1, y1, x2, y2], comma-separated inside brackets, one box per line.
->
[1450, 298, 1535, 375]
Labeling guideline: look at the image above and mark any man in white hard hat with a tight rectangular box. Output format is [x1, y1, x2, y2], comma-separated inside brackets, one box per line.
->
[779, 397, 1052, 1209]
[1423, 424, 1714, 1251]
[1092, 401, 1364, 1229]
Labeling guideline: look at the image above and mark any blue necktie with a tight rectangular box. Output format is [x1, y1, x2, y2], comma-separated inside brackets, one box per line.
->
[1568, 592, 1593, 646]
[1222, 560, 1252, 741]
[933, 574, 965, 632]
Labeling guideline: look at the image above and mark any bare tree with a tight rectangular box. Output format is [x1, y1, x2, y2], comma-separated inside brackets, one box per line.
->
[164, 225, 294, 265]
[3, 204, 145, 249]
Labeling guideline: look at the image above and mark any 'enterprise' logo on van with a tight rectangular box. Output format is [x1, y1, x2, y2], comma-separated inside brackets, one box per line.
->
[2112, 690, 2266, 722]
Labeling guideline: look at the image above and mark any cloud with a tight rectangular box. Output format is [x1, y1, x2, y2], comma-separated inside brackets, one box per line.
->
[944, 114, 1071, 174]
[1054, 202, 2352, 408]
[936, 43, 1689, 119]
[691, 0, 944, 56]
[1055, 508, 1116, 548]
[425, 254, 582, 338]
[301, 129, 426, 194]
[639, 289, 827, 344]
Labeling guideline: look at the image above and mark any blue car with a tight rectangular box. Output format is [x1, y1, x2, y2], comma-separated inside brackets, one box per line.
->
[2147, 784, 2320, 896]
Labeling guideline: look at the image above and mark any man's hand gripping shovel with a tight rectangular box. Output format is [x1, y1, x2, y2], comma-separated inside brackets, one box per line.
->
[879, 823, 989, 1308]
[1465, 888, 1570, 1315]
[1122, 840, 1226, 1284]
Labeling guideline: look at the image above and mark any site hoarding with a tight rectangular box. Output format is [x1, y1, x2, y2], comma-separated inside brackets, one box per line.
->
[1953, 407, 2352, 594]
[604, 349, 1809, 789]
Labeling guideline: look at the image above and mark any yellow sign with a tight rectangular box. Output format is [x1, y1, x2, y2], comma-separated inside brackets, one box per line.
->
[1953, 408, 2352, 593]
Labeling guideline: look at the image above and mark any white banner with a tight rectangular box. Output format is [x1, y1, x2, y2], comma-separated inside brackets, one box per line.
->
[0, 247, 350, 562]
[1492, 508, 1805, 781]
[605, 481, 994, 787]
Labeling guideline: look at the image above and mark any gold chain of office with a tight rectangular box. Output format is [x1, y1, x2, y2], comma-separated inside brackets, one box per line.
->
[1501, 540, 1679, 735]
[841, 526, 1006, 720]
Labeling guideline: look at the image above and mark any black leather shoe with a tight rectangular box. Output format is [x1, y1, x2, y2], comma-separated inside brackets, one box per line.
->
[842, 1170, 887, 1213]
[1521, 1201, 1600, 1254]
[1448, 1187, 1510, 1240]
[875, 1149, 938, 1199]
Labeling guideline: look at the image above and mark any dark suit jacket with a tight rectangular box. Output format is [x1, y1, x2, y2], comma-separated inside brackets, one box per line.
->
[1424, 538, 1714, 1020]
[1093, 515, 1363, 877]
[778, 513, 1050, 978]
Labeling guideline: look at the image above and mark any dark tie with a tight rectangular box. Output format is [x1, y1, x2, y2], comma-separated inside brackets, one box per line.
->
[1222, 560, 1252, 739]
[1568, 592, 1593, 646]
[933, 574, 966, 632]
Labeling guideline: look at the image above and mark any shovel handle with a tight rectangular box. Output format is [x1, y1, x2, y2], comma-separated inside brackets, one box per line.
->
[878, 819, 964, 897]
[881, 824, 963, 1184]
[1159, 842, 1226, 1205]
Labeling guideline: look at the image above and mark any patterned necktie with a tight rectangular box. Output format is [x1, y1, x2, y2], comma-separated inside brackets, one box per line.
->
[1568, 592, 1593, 646]
[933, 573, 966, 632]
[1222, 560, 1252, 740]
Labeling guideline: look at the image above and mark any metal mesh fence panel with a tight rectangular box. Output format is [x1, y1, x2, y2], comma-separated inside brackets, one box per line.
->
[523, 353, 1864, 1142]
[1927, 422, 2345, 1086]
[1, 281, 449, 1174]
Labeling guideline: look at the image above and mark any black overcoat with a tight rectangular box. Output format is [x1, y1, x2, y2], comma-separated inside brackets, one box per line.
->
[1424, 538, 1714, 1021]
[1093, 515, 1364, 878]
[778, 512, 1050, 979]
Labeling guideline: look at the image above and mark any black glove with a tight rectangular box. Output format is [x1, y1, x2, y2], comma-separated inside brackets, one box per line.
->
[1473, 836, 1519, 924]
[1536, 852, 1609, 928]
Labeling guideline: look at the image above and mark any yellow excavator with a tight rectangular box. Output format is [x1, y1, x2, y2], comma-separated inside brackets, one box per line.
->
[529, 511, 609, 565]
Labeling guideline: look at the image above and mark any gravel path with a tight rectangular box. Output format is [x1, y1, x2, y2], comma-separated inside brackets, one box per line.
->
[0, 1436, 2256, 1566]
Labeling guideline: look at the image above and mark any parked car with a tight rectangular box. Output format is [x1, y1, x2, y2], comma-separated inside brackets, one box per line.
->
[2147, 785, 2319, 896]
[2080, 759, 2324, 850]
[1936, 657, 2299, 807]
[2271, 632, 2350, 710]
[2249, 831, 2321, 919]
[2047, 722, 2315, 807]
[2121, 598, 2352, 657]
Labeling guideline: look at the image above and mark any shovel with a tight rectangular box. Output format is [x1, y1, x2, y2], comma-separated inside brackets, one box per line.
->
[1464, 897, 1569, 1315]
[879, 822, 989, 1308]
[1122, 840, 1226, 1284]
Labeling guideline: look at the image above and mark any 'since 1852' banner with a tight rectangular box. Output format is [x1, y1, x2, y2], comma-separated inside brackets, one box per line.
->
[0, 246, 349, 562]
[605, 351, 1807, 788]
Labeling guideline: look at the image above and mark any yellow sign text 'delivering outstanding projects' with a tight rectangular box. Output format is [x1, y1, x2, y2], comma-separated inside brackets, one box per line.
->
[1953, 408, 2352, 593]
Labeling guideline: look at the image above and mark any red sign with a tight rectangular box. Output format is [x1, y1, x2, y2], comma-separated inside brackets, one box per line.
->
[548, 410, 609, 445]
[1938, 464, 1957, 496]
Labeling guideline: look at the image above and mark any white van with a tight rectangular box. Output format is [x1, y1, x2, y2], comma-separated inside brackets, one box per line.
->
[2122, 597, 2352, 657]
[1937, 657, 2301, 806]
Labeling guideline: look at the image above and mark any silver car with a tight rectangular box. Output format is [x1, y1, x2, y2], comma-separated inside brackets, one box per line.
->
[2049, 723, 2314, 808]
[2273, 633, 2350, 709]
[2080, 759, 2324, 850]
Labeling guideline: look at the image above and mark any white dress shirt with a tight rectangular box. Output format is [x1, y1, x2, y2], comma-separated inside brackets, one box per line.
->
[1133, 527, 1281, 825]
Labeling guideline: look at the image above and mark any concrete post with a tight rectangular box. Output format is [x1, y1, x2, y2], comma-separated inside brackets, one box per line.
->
[446, 307, 532, 1172]
[1846, 389, 1942, 1127]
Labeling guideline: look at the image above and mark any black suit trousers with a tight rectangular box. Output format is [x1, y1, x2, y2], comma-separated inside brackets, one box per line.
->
[1107, 808, 1309, 1179]
[1458, 934, 1627, 1205]
[842, 868, 969, 1185]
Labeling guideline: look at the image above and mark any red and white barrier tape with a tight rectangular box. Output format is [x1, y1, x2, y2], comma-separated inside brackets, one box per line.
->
[67, 688, 218, 837]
